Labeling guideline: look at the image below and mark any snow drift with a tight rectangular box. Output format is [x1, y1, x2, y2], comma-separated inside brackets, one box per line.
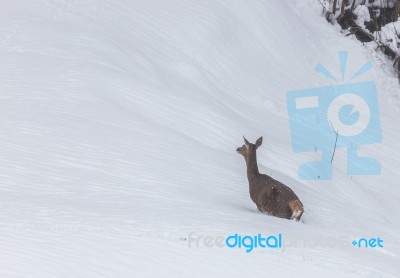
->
[0, 0, 399, 277]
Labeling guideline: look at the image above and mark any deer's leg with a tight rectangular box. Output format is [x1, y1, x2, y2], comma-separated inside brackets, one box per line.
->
[289, 200, 304, 221]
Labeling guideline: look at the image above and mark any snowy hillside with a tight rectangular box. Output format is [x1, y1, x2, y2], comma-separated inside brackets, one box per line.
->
[0, 0, 399, 277]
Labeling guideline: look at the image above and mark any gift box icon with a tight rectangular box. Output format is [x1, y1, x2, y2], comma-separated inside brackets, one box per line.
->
[286, 52, 382, 180]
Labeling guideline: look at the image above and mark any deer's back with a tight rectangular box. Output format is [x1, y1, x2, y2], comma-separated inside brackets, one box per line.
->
[249, 174, 302, 219]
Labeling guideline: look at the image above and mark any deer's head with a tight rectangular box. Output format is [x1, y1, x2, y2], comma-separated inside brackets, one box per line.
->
[236, 136, 263, 159]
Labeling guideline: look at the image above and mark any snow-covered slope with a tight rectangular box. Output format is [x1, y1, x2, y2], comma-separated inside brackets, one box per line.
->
[0, 0, 399, 277]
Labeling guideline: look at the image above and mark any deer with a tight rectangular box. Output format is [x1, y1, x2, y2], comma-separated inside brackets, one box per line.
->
[236, 136, 304, 221]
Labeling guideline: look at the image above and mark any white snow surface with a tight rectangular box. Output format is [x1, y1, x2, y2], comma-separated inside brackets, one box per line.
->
[354, 5, 371, 29]
[366, 0, 396, 9]
[376, 21, 400, 53]
[0, 0, 399, 277]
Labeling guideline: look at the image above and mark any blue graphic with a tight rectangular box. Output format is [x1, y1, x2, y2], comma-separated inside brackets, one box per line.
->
[287, 51, 382, 180]
[352, 237, 384, 248]
[225, 234, 282, 253]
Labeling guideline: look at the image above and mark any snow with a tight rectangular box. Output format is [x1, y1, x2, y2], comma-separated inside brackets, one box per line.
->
[354, 5, 371, 28]
[0, 0, 399, 277]
[366, 0, 396, 9]
[376, 21, 400, 52]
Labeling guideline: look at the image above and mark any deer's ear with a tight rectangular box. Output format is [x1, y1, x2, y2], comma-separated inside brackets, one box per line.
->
[243, 136, 250, 146]
[255, 137, 263, 148]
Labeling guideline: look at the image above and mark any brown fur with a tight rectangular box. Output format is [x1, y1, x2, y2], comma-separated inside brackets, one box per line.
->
[289, 200, 304, 220]
[237, 136, 304, 221]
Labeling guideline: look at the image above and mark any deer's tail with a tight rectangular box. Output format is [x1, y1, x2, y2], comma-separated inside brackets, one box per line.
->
[289, 200, 304, 221]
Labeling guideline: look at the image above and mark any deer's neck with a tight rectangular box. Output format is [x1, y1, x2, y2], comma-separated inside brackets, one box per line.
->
[246, 152, 260, 181]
